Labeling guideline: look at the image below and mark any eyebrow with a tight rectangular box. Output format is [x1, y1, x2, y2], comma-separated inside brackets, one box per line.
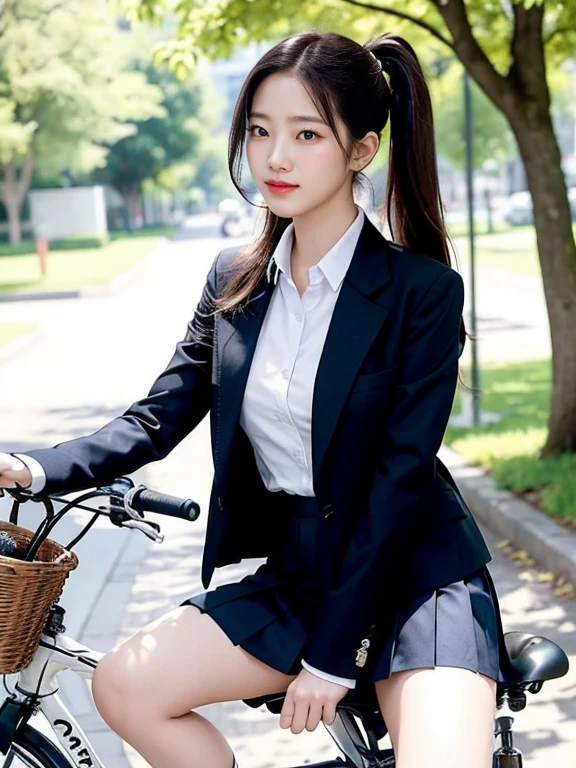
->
[249, 111, 328, 125]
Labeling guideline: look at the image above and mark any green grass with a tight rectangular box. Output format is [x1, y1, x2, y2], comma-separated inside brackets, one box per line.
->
[446, 358, 576, 524]
[449, 223, 576, 277]
[0, 323, 36, 347]
[447, 220, 514, 238]
[0, 227, 175, 294]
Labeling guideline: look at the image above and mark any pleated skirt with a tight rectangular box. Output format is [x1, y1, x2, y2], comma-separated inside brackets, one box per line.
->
[183, 490, 506, 684]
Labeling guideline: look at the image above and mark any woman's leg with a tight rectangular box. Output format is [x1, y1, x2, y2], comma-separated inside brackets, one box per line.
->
[375, 667, 497, 768]
[91, 605, 295, 768]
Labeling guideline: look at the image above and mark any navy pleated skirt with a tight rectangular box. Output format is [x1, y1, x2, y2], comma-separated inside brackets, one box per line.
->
[183, 490, 506, 684]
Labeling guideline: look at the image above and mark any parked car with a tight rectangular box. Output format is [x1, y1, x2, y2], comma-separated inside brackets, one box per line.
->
[502, 187, 576, 226]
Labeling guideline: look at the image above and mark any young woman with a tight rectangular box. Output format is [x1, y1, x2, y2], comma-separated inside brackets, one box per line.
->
[0, 29, 509, 768]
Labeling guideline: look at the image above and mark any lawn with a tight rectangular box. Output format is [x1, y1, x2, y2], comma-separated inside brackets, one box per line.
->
[0, 323, 36, 347]
[446, 357, 576, 526]
[0, 227, 175, 295]
[449, 223, 576, 278]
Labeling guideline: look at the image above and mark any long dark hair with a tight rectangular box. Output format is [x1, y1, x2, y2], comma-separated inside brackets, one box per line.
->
[215, 29, 456, 315]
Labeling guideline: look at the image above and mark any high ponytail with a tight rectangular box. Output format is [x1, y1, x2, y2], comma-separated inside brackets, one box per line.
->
[215, 29, 457, 318]
[366, 34, 452, 267]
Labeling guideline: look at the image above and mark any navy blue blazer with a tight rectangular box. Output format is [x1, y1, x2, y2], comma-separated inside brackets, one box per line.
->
[26, 215, 492, 680]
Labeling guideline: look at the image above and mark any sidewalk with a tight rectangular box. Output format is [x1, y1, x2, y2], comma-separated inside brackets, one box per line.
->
[0, 216, 574, 766]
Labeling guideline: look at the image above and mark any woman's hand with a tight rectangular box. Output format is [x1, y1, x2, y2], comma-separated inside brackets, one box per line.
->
[280, 668, 348, 733]
[0, 453, 32, 494]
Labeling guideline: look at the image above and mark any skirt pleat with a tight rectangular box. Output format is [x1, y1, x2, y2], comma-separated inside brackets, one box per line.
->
[183, 491, 506, 684]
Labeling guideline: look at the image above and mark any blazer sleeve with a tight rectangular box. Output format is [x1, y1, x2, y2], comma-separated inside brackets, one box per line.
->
[22, 252, 222, 495]
[302, 268, 465, 680]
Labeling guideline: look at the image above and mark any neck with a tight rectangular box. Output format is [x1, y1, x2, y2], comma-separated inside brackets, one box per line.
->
[290, 197, 359, 272]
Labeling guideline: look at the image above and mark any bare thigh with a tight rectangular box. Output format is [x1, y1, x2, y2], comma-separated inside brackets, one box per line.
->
[375, 667, 497, 768]
[92, 605, 295, 720]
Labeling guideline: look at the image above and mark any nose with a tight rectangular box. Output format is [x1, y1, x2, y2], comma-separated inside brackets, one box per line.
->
[267, 137, 293, 173]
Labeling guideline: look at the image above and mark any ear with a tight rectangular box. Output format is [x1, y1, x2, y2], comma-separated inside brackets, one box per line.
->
[349, 131, 380, 172]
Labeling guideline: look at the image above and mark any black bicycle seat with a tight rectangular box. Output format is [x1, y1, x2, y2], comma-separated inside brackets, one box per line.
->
[504, 631, 569, 683]
[244, 685, 387, 739]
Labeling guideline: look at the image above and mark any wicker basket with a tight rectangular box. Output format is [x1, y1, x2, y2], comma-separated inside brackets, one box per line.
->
[0, 520, 78, 674]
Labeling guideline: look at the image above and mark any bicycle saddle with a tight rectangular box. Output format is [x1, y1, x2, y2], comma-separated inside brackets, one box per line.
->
[504, 631, 569, 683]
[244, 685, 387, 739]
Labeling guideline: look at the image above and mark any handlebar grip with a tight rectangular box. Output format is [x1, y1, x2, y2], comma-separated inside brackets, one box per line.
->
[131, 489, 200, 521]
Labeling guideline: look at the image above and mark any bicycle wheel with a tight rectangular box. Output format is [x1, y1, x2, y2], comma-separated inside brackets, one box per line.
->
[1, 726, 72, 768]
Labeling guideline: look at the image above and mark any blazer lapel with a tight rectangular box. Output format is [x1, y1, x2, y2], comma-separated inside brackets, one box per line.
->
[216, 215, 393, 488]
[216, 275, 275, 483]
[311, 217, 392, 482]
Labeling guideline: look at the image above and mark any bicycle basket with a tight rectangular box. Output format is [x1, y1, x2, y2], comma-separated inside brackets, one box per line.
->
[0, 521, 78, 674]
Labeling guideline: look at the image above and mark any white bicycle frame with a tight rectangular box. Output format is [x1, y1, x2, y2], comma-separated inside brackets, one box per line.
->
[5, 634, 105, 768]
[4, 628, 390, 768]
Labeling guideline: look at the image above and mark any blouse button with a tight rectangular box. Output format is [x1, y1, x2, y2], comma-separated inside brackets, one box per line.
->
[295, 312, 303, 322]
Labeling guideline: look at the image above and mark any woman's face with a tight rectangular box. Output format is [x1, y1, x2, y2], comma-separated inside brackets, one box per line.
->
[245, 73, 355, 218]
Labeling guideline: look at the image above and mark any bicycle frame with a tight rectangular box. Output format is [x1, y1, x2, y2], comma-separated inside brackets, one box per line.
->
[2, 632, 105, 768]
[1, 482, 567, 768]
[2, 625, 393, 768]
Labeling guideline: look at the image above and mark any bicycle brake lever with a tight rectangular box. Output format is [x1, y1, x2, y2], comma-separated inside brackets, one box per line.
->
[122, 519, 164, 543]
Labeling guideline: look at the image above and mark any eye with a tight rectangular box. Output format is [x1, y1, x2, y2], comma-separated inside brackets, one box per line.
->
[298, 130, 320, 141]
[246, 124, 268, 137]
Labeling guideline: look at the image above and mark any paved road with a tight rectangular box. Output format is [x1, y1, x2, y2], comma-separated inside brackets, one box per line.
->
[0, 216, 572, 767]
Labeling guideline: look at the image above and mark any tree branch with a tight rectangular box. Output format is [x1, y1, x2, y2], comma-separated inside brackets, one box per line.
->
[510, 1, 548, 105]
[337, 0, 455, 50]
[544, 26, 573, 45]
[429, 0, 512, 113]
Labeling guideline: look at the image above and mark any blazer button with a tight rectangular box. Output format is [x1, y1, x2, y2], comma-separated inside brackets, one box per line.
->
[321, 503, 334, 519]
[217, 496, 225, 512]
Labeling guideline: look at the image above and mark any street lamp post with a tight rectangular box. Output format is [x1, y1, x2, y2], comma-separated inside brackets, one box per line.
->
[463, 70, 481, 428]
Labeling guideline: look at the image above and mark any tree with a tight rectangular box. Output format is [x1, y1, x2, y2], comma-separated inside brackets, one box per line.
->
[93, 64, 224, 227]
[433, 63, 516, 171]
[128, 0, 576, 457]
[0, 0, 163, 243]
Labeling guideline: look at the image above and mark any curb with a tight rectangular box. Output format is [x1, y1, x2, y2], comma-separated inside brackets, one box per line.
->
[0, 238, 171, 303]
[440, 444, 576, 586]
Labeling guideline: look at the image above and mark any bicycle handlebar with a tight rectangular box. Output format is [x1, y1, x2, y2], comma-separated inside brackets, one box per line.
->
[5, 476, 201, 551]
[129, 487, 200, 521]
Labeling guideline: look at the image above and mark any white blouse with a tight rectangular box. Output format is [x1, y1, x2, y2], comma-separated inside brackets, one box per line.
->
[239, 205, 365, 495]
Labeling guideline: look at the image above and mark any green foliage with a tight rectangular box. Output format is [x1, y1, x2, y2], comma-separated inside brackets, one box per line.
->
[123, 0, 576, 73]
[0, 0, 163, 177]
[432, 63, 516, 170]
[94, 62, 225, 198]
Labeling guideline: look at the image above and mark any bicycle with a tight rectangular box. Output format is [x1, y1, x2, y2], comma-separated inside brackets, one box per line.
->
[0, 477, 570, 768]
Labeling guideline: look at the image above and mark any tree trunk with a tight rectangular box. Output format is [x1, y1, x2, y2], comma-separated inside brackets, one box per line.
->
[430, 0, 576, 455]
[508, 108, 576, 455]
[0, 152, 34, 245]
[117, 183, 141, 231]
[5, 199, 22, 244]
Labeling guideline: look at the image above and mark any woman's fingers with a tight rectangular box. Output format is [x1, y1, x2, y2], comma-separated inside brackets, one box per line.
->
[321, 699, 338, 726]
[290, 692, 310, 734]
[279, 691, 296, 730]
[280, 670, 348, 734]
[306, 700, 324, 732]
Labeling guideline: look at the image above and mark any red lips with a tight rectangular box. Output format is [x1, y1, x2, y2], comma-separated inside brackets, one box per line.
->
[265, 180, 299, 194]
